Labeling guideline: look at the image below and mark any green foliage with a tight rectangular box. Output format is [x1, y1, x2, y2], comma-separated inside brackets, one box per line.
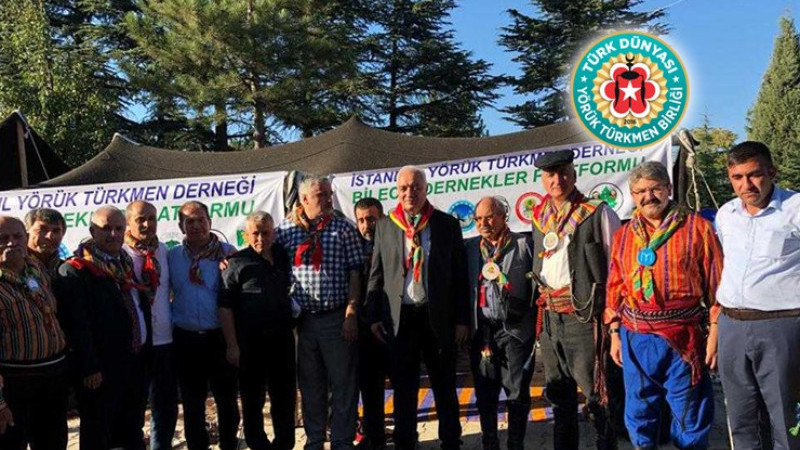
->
[362, 0, 499, 136]
[499, 0, 668, 128]
[0, 0, 125, 167]
[746, 15, 800, 190]
[690, 117, 738, 210]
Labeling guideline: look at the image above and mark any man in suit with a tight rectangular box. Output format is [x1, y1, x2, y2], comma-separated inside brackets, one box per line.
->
[367, 166, 469, 450]
[56, 206, 151, 450]
[466, 196, 535, 450]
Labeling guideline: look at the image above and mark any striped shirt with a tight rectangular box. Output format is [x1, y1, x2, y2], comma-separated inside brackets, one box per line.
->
[0, 258, 66, 363]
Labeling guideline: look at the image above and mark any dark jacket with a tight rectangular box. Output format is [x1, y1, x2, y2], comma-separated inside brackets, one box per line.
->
[366, 209, 469, 348]
[55, 261, 152, 379]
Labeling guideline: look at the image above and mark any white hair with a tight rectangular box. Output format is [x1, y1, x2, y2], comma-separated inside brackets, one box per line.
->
[398, 165, 427, 185]
[298, 174, 331, 196]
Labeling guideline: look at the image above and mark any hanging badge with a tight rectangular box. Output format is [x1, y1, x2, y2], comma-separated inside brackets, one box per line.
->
[482, 261, 501, 281]
[26, 277, 40, 291]
[637, 248, 657, 266]
[543, 231, 560, 251]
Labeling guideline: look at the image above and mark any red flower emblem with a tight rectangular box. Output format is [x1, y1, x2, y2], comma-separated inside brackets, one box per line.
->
[599, 61, 661, 119]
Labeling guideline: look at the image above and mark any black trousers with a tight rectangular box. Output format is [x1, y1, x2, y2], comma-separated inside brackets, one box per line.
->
[76, 351, 148, 450]
[469, 323, 534, 450]
[539, 312, 616, 450]
[358, 320, 389, 446]
[173, 327, 240, 450]
[391, 304, 461, 450]
[238, 328, 296, 450]
[0, 359, 68, 450]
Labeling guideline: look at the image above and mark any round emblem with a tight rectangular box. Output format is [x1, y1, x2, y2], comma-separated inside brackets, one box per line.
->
[482, 262, 501, 281]
[26, 277, 40, 291]
[590, 182, 624, 212]
[637, 248, 657, 266]
[571, 31, 689, 148]
[543, 232, 560, 251]
[515, 192, 545, 225]
[448, 201, 476, 232]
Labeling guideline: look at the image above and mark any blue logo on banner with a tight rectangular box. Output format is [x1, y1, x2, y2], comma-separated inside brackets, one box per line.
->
[448, 201, 475, 232]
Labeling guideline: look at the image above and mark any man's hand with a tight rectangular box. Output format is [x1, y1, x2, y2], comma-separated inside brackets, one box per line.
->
[705, 324, 718, 371]
[455, 325, 469, 346]
[218, 258, 229, 271]
[83, 372, 103, 390]
[0, 404, 13, 434]
[371, 322, 387, 344]
[342, 304, 358, 343]
[226, 344, 240, 368]
[609, 331, 623, 367]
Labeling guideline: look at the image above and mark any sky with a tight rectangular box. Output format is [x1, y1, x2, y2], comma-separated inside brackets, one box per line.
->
[451, 0, 800, 141]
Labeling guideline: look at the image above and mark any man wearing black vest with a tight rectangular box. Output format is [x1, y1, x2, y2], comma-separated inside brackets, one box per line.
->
[531, 150, 621, 450]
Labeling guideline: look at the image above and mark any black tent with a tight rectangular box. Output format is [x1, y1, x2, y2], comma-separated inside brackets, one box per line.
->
[0, 111, 70, 190]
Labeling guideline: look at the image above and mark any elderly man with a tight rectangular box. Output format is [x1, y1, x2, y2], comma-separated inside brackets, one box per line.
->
[220, 211, 295, 450]
[56, 206, 150, 450]
[275, 176, 363, 450]
[606, 161, 721, 449]
[367, 166, 469, 450]
[715, 141, 800, 450]
[353, 197, 388, 450]
[0, 216, 68, 450]
[531, 150, 621, 450]
[168, 201, 239, 450]
[25, 208, 66, 277]
[123, 201, 177, 450]
[466, 196, 534, 450]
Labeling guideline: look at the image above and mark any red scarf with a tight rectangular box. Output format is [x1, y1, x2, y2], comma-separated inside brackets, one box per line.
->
[389, 201, 434, 283]
[68, 240, 146, 352]
[292, 205, 332, 272]
[124, 231, 160, 304]
[183, 233, 226, 285]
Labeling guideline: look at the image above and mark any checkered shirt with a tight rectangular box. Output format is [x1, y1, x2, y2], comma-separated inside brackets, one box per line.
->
[275, 215, 364, 313]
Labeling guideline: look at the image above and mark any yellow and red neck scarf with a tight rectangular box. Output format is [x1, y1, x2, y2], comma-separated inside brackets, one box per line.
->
[68, 240, 146, 352]
[478, 227, 513, 307]
[292, 205, 332, 272]
[183, 233, 226, 285]
[124, 231, 160, 303]
[389, 201, 434, 283]
[532, 190, 600, 258]
[629, 203, 687, 305]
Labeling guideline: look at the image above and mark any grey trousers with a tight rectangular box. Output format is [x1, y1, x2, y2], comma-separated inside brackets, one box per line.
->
[718, 313, 800, 450]
[297, 308, 359, 450]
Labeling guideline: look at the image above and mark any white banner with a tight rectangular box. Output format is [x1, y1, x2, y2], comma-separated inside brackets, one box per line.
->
[331, 140, 672, 238]
[0, 172, 287, 257]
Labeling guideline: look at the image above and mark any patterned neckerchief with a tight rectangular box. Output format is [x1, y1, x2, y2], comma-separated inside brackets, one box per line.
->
[478, 227, 514, 307]
[124, 231, 160, 303]
[291, 205, 333, 272]
[389, 201, 434, 283]
[532, 189, 601, 258]
[183, 233, 226, 285]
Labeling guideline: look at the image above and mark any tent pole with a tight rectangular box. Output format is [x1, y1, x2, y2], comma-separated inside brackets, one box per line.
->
[16, 120, 29, 187]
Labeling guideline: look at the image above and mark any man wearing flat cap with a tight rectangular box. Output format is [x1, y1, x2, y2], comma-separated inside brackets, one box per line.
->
[531, 149, 622, 450]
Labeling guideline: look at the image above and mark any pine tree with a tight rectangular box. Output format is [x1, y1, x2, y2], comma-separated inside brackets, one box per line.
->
[362, 0, 499, 137]
[690, 116, 737, 209]
[499, 0, 668, 128]
[746, 15, 800, 190]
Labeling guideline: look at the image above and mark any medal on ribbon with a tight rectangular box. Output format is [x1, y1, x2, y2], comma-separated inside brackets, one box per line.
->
[543, 231, 559, 251]
[637, 248, 657, 266]
[482, 261, 501, 281]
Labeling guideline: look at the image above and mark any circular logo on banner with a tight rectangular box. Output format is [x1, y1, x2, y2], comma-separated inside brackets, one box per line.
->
[58, 243, 70, 260]
[448, 200, 476, 232]
[589, 182, 624, 211]
[571, 31, 689, 148]
[515, 192, 544, 225]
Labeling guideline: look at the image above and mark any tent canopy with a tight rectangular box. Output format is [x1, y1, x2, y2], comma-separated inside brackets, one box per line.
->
[0, 111, 70, 190]
[42, 117, 605, 186]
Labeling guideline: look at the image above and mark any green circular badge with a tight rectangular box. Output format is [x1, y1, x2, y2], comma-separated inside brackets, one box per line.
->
[571, 31, 689, 148]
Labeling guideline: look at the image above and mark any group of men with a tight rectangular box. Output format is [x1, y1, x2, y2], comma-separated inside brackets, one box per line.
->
[0, 140, 797, 450]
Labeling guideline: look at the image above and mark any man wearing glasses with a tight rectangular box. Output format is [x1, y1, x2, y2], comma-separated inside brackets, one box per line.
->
[606, 161, 722, 449]
[530, 149, 621, 450]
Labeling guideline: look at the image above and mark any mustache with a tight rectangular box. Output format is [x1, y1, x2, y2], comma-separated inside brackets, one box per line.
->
[642, 198, 662, 206]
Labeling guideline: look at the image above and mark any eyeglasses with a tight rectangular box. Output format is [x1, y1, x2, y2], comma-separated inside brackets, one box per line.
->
[631, 184, 669, 196]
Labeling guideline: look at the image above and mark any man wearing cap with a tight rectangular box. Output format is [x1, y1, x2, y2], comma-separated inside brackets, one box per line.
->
[606, 161, 721, 449]
[531, 149, 621, 450]
[466, 196, 534, 450]
[715, 141, 800, 450]
[367, 166, 469, 450]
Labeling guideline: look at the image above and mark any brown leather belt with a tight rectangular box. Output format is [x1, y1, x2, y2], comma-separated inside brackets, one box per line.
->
[721, 306, 800, 321]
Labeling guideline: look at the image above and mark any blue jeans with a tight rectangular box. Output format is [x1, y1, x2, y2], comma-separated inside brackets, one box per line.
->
[620, 327, 713, 449]
[148, 343, 178, 450]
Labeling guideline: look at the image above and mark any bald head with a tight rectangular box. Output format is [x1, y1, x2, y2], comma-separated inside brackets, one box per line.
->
[90, 206, 126, 256]
[474, 196, 508, 242]
[126, 201, 158, 240]
[0, 216, 28, 270]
